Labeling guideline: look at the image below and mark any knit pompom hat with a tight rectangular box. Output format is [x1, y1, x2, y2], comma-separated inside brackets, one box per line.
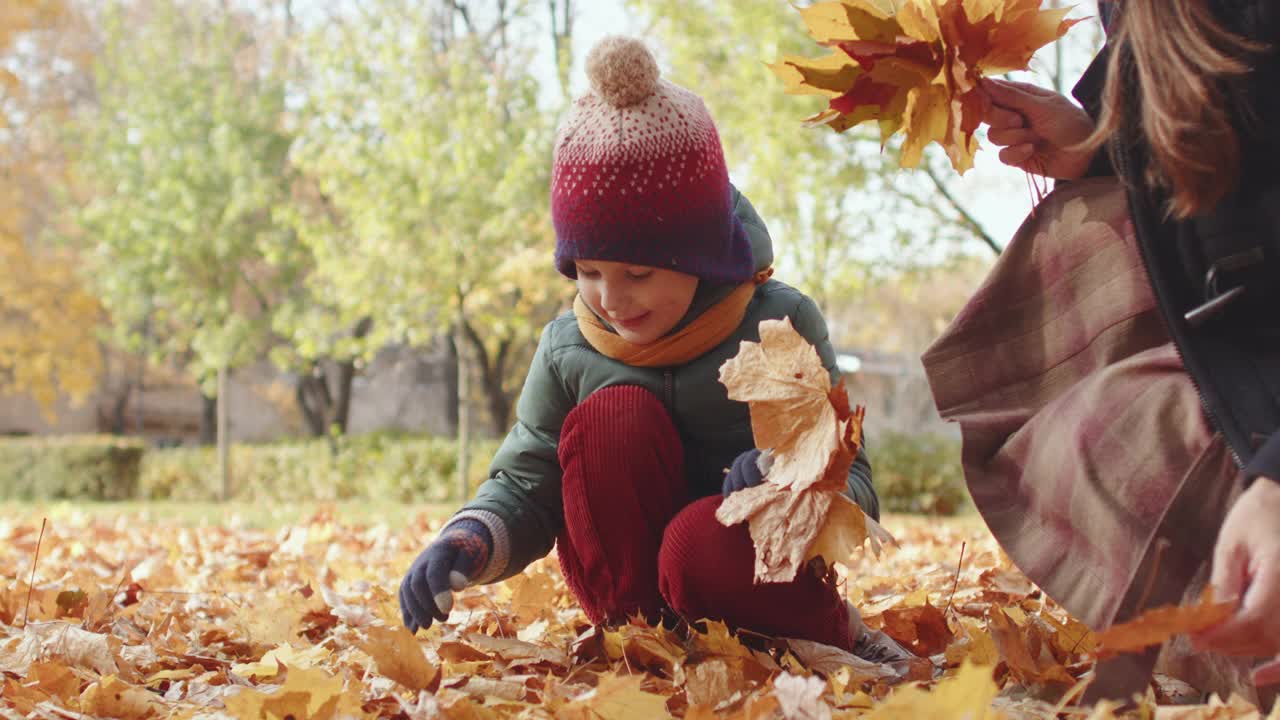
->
[551, 36, 753, 284]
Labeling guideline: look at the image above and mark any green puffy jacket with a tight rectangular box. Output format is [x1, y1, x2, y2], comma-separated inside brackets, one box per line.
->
[452, 188, 876, 584]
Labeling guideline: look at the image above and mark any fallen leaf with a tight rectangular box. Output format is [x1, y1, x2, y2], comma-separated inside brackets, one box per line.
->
[784, 638, 896, 684]
[773, 672, 832, 720]
[79, 675, 163, 720]
[559, 672, 672, 720]
[882, 600, 953, 657]
[360, 623, 438, 692]
[1095, 590, 1236, 657]
[223, 666, 361, 720]
[230, 642, 331, 679]
[862, 660, 1001, 719]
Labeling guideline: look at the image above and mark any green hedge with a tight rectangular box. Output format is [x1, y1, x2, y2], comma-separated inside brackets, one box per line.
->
[0, 435, 146, 500]
[139, 433, 501, 502]
[3, 430, 969, 514]
[872, 431, 969, 515]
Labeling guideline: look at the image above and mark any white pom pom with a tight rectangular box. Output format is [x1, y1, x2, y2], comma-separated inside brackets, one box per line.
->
[585, 36, 660, 108]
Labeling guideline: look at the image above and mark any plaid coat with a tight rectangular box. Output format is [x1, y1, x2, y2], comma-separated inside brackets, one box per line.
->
[922, 178, 1263, 701]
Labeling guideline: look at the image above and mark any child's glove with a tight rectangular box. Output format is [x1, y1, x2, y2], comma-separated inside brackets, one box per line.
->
[399, 518, 492, 633]
[722, 448, 767, 496]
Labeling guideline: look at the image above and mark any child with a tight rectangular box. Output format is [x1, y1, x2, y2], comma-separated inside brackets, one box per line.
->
[399, 36, 910, 667]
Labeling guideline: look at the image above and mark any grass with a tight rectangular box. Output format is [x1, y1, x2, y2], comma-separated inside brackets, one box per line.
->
[2, 499, 980, 533]
[0, 499, 456, 530]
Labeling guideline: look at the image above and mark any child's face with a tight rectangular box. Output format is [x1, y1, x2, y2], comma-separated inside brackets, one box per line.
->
[575, 259, 698, 345]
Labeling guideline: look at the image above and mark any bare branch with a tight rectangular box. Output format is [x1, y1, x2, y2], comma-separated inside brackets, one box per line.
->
[920, 163, 1003, 256]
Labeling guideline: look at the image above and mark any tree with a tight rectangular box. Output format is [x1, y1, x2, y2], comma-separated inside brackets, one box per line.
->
[64, 0, 295, 439]
[0, 0, 103, 412]
[626, 0, 996, 310]
[292, 0, 560, 493]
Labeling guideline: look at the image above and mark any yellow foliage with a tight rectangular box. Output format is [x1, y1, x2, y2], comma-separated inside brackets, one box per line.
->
[0, 0, 103, 414]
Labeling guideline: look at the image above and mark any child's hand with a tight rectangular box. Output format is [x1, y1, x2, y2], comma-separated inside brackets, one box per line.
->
[399, 519, 492, 633]
[722, 449, 768, 496]
[1192, 478, 1280, 684]
[981, 78, 1097, 180]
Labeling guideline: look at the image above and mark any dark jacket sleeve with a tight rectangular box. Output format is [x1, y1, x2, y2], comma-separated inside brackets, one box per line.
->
[791, 294, 880, 521]
[1245, 433, 1280, 484]
[453, 321, 573, 582]
[1071, 43, 1117, 179]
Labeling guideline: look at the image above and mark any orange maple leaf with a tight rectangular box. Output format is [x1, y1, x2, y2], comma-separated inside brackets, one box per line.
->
[771, 0, 1085, 173]
[1094, 589, 1236, 658]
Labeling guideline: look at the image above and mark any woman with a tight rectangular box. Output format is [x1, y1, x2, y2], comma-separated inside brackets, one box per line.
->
[925, 0, 1280, 704]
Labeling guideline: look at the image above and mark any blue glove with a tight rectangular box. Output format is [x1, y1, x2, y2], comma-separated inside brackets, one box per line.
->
[722, 448, 766, 496]
[399, 518, 492, 633]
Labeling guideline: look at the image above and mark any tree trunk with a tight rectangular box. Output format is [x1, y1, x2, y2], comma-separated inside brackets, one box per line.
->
[443, 333, 460, 438]
[217, 365, 231, 501]
[199, 390, 217, 445]
[294, 316, 371, 439]
[295, 370, 330, 437]
[330, 316, 373, 435]
[453, 322, 471, 502]
[457, 316, 516, 436]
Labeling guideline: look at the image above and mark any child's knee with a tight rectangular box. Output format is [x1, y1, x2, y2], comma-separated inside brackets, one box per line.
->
[561, 385, 676, 459]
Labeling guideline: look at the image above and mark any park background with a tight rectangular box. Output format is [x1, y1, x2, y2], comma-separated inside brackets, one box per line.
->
[1, 0, 1101, 517]
[8, 2, 1260, 719]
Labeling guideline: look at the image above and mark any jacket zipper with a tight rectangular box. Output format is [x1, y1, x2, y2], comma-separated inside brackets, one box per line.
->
[663, 370, 674, 412]
[1114, 139, 1245, 468]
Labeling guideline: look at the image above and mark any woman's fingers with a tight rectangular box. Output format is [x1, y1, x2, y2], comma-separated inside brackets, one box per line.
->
[1252, 657, 1280, 686]
[987, 126, 1039, 148]
[985, 105, 1026, 131]
[998, 143, 1037, 168]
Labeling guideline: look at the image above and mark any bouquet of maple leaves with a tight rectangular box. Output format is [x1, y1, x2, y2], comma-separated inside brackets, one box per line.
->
[771, 0, 1083, 173]
[716, 318, 892, 583]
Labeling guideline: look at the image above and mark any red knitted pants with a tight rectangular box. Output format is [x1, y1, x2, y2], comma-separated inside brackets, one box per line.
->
[556, 385, 854, 651]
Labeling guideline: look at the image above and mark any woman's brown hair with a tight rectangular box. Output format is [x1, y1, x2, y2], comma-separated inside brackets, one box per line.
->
[1085, 0, 1267, 219]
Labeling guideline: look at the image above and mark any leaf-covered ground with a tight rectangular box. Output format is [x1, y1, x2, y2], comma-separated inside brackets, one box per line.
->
[0, 508, 1272, 718]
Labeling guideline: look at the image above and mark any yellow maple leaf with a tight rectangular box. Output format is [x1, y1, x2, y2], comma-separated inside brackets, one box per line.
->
[771, 0, 1084, 173]
[231, 642, 331, 679]
[558, 672, 672, 720]
[223, 666, 363, 720]
[862, 660, 1001, 719]
[360, 623, 438, 692]
[80, 675, 164, 720]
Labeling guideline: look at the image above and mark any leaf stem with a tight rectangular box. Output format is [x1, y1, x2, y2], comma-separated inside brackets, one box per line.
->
[22, 517, 48, 629]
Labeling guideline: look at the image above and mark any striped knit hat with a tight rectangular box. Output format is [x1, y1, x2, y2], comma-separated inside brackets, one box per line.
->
[550, 36, 753, 284]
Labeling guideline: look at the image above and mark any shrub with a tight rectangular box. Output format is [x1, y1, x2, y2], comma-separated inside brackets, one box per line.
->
[0, 435, 146, 500]
[138, 433, 501, 503]
[871, 431, 969, 515]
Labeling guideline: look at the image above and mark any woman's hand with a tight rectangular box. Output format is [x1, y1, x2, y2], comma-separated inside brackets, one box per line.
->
[981, 78, 1097, 180]
[1192, 478, 1280, 685]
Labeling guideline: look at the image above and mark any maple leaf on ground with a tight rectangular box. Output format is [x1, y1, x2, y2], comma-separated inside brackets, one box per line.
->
[1094, 590, 1236, 658]
[558, 672, 672, 720]
[771, 0, 1085, 173]
[862, 660, 1001, 719]
[79, 675, 163, 720]
[716, 318, 883, 583]
[359, 623, 438, 692]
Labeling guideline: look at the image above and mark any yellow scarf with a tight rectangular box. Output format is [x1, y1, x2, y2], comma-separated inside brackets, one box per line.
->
[574, 269, 773, 367]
